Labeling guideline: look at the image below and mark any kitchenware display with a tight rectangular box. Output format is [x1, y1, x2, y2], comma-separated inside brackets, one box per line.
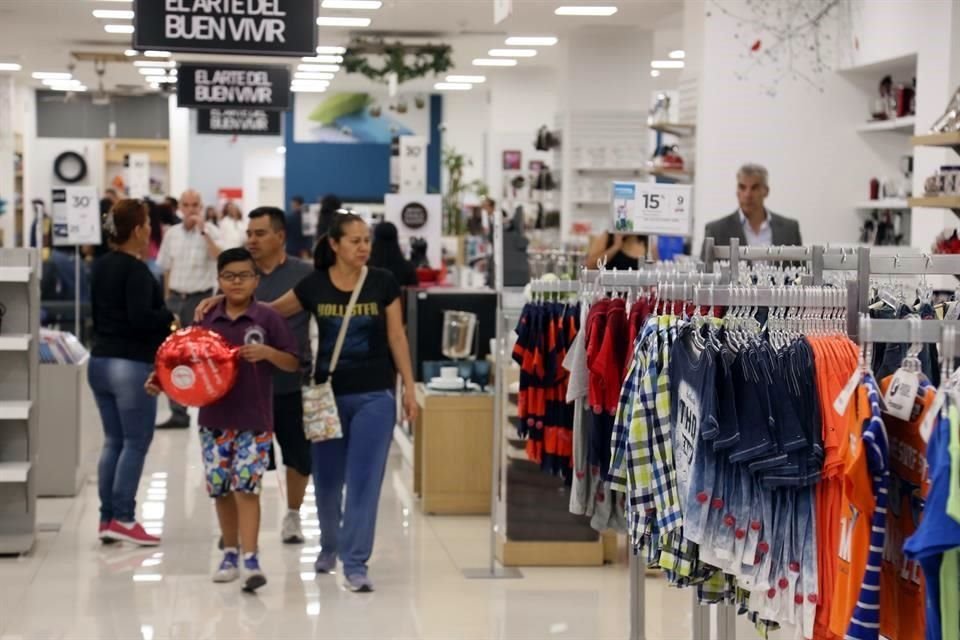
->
[870, 177, 880, 200]
[931, 86, 960, 133]
[441, 310, 479, 361]
[428, 376, 467, 391]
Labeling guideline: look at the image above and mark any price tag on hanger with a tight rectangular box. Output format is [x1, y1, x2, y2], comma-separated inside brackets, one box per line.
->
[834, 368, 862, 416]
[882, 369, 920, 422]
[611, 182, 693, 236]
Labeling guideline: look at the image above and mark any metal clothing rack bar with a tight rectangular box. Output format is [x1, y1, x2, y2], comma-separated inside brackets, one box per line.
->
[528, 279, 582, 294]
[858, 316, 960, 344]
[598, 269, 724, 288]
[691, 285, 847, 309]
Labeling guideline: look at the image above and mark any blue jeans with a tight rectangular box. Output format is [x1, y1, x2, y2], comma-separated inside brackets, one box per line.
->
[88, 357, 157, 523]
[312, 390, 396, 577]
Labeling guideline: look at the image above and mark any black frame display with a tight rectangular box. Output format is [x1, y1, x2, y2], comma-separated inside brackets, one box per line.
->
[177, 63, 291, 111]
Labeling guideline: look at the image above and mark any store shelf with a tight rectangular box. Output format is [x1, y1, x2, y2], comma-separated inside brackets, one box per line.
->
[575, 167, 646, 174]
[0, 462, 31, 483]
[855, 116, 915, 133]
[911, 132, 960, 152]
[855, 199, 910, 209]
[0, 401, 32, 420]
[0, 267, 31, 283]
[649, 122, 696, 137]
[650, 168, 694, 181]
[0, 335, 32, 351]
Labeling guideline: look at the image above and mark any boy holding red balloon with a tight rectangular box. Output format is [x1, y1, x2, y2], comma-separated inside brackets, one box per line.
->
[148, 247, 299, 593]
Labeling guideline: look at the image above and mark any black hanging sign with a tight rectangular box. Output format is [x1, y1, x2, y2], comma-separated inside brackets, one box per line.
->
[133, 0, 316, 57]
[177, 63, 290, 110]
[197, 108, 282, 135]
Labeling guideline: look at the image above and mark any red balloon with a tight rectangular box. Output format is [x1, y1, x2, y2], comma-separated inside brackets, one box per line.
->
[155, 327, 239, 408]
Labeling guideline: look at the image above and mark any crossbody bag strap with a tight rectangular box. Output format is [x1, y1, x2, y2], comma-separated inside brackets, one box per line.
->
[328, 266, 368, 375]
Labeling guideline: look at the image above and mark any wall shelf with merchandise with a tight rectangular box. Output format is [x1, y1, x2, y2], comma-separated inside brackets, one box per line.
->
[103, 139, 170, 199]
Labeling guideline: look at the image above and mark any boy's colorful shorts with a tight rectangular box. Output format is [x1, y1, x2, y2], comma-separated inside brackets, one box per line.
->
[199, 427, 272, 497]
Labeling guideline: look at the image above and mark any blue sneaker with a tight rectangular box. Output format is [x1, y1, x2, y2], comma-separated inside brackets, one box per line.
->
[242, 554, 267, 593]
[344, 573, 374, 593]
[314, 552, 337, 574]
[213, 550, 239, 583]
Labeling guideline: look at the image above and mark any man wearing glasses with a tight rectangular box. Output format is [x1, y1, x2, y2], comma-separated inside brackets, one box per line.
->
[155, 189, 224, 429]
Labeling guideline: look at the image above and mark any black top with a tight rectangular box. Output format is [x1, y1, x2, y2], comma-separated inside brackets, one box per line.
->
[604, 234, 648, 270]
[91, 252, 175, 363]
[294, 266, 401, 396]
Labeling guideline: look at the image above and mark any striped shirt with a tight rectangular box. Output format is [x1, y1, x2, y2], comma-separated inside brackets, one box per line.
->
[846, 377, 889, 640]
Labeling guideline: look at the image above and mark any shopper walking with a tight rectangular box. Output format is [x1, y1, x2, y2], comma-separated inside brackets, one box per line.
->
[155, 189, 224, 429]
[701, 163, 802, 255]
[219, 201, 247, 249]
[196, 213, 418, 592]
[370, 222, 418, 287]
[245, 206, 315, 544]
[89, 199, 175, 546]
[285, 196, 312, 259]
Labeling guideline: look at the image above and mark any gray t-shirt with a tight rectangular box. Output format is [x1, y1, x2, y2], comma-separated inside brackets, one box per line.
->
[256, 256, 314, 395]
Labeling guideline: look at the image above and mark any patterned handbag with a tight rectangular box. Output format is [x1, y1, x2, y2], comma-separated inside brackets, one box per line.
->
[302, 267, 368, 442]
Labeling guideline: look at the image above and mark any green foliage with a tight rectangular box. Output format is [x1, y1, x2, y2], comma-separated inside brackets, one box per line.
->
[442, 146, 488, 236]
[343, 40, 453, 84]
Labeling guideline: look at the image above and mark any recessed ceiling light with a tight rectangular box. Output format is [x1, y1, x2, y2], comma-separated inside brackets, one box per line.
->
[650, 60, 684, 69]
[32, 72, 72, 80]
[0, 63, 23, 71]
[105, 24, 135, 34]
[472, 58, 518, 67]
[144, 50, 171, 58]
[316, 46, 347, 54]
[434, 82, 472, 91]
[292, 80, 331, 87]
[298, 64, 340, 72]
[124, 49, 138, 57]
[505, 36, 558, 46]
[276, 146, 287, 155]
[92, 9, 134, 19]
[669, 50, 686, 59]
[47, 85, 87, 92]
[650, 69, 661, 77]
[446, 75, 486, 83]
[302, 55, 343, 63]
[152, 76, 177, 83]
[291, 85, 329, 93]
[555, 6, 618, 16]
[488, 49, 537, 58]
[295, 71, 335, 80]
[316, 16, 371, 27]
[320, 0, 382, 8]
[134, 61, 176, 68]
[139, 68, 166, 76]
[42, 78, 82, 87]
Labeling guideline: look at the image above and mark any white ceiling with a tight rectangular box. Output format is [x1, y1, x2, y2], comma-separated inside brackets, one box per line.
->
[0, 0, 683, 94]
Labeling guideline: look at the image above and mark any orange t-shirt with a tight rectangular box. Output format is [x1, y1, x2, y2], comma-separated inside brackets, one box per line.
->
[812, 336, 858, 640]
[878, 376, 933, 640]
[828, 382, 876, 639]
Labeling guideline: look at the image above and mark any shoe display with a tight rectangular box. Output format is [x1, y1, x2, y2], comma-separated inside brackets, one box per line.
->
[212, 551, 239, 583]
[344, 573, 374, 593]
[155, 418, 190, 430]
[281, 511, 305, 544]
[314, 552, 337, 574]
[242, 554, 267, 593]
[106, 521, 161, 547]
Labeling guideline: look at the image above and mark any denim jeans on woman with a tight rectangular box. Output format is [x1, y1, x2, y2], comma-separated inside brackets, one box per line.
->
[88, 357, 157, 523]
[312, 390, 396, 578]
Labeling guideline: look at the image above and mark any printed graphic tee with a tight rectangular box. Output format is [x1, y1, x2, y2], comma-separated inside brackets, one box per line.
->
[294, 267, 401, 395]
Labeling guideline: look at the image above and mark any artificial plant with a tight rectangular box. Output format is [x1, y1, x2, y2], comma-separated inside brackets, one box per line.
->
[343, 40, 453, 84]
[442, 146, 488, 236]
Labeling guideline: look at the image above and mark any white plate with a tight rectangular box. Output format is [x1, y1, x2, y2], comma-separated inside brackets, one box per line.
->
[428, 377, 466, 391]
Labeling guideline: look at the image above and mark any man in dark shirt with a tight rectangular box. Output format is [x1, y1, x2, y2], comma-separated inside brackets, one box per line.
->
[246, 207, 315, 544]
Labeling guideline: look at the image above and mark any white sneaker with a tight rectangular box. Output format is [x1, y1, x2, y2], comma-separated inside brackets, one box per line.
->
[281, 511, 305, 544]
[213, 551, 240, 583]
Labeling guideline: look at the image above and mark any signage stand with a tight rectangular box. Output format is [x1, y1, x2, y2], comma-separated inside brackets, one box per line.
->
[462, 200, 523, 581]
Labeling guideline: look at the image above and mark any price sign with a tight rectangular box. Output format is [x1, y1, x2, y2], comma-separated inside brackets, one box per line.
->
[611, 181, 693, 236]
[52, 186, 102, 247]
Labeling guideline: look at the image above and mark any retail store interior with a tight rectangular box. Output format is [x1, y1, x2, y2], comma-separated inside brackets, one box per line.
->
[2, 0, 960, 639]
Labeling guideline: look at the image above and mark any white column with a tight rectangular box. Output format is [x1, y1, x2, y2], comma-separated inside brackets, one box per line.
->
[168, 94, 190, 198]
[0, 76, 15, 247]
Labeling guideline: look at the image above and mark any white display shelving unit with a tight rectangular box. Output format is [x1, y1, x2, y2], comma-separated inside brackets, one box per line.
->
[855, 115, 916, 133]
[555, 110, 650, 239]
[855, 199, 910, 210]
[0, 249, 40, 554]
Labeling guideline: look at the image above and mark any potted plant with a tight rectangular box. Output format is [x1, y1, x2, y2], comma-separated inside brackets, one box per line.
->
[442, 146, 488, 235]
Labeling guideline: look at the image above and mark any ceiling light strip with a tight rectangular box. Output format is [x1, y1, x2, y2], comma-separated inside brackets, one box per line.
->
[554, 6, 618, 16]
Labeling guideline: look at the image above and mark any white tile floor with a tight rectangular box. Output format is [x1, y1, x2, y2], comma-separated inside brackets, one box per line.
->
[0, 424, 718, 640]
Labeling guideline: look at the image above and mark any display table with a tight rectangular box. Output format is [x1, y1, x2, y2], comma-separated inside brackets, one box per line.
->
[414, 384, 493, 515]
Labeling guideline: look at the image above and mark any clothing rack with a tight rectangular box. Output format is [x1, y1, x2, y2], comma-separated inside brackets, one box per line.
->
[690, 283, 848, 309]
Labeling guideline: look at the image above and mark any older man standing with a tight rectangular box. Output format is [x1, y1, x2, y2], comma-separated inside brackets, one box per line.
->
[155, 190, 224, 430]
[702, 163, 802, 254]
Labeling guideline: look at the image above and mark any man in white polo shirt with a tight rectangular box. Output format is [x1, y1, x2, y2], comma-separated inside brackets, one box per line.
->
[155, 189, 224, 429]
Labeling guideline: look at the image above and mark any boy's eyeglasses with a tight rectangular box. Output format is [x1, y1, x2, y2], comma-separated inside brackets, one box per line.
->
[219, 271, 257, 283]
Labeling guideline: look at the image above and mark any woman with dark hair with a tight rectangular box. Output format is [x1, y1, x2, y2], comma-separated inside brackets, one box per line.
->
[196, 213, 417, 592]
[368, 222, 418, 287]
[89, 199, 176, 546]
